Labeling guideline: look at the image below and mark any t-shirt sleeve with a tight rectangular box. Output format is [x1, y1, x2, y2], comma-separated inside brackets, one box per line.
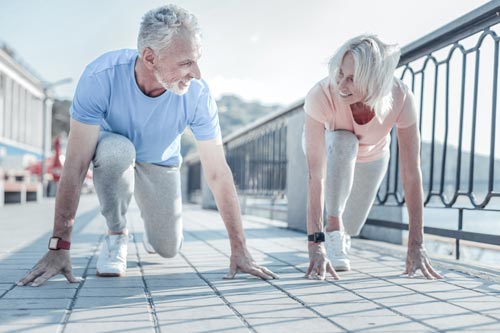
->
[189, 87, 221, 141]
[396, 82, 418, 129]
[69, 68, 108, 125]
[303, 83, 330, 126]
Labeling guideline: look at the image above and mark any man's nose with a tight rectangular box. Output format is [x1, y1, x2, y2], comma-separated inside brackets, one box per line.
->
[190, 62, 201, 80]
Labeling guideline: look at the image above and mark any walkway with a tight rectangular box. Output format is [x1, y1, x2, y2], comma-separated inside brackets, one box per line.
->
[1, 195, 499, 332]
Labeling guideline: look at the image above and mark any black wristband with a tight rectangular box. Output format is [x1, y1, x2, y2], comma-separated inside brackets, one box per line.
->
[307, 232, 325, 243]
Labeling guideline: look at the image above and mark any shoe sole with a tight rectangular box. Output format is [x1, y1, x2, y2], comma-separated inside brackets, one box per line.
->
[96, 271, 126, 277]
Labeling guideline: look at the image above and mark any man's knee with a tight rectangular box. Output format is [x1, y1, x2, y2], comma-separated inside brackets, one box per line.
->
[94, 133, 136, 171]
[151, 238, 182, 258]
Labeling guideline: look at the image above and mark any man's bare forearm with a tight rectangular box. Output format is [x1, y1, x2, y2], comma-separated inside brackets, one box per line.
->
[52, 163, 89, 241]
[205, 169, 246, 251]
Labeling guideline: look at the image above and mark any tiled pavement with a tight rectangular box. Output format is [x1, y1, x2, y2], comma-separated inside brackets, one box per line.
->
[1, 195, 500, 332]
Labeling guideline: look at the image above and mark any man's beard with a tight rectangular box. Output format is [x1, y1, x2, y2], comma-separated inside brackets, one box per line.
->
[154, 71, 190, 96]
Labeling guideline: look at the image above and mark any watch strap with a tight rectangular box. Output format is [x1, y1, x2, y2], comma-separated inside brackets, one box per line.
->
[48, 237, 71, 250]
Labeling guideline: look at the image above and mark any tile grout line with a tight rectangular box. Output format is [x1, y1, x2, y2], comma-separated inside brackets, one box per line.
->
[58, 234, 104, 333]
[183, 218, 441, 332]
[178, 250, 258, 333]
[183, 229, 348, 332]
[350, 257, 500, 323]
[130, 227, 161, 333]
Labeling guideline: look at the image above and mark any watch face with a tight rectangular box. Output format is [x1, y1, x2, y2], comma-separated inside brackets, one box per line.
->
[49, 238, 59, 249]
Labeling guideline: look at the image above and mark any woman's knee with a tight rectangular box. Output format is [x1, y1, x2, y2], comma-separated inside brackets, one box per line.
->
[326, 130, 358, 158]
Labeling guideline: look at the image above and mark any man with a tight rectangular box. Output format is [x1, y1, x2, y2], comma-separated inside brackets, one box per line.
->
[18, 4, 277, 287]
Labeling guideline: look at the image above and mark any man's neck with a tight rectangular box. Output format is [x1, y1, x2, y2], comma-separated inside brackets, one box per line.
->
[134, 57, 166, 97]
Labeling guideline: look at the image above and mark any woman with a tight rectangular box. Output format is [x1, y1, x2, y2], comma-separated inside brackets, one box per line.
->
[303, 34, 442, 280]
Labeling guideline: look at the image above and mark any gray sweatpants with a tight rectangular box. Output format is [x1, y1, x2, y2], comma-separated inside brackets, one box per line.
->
[92, 131, 182, 258]
[325, 130, 389, 236]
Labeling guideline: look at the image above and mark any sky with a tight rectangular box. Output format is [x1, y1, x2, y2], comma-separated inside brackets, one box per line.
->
[0, 0, 491, 106]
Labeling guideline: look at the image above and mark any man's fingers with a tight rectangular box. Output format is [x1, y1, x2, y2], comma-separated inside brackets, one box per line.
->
[259, 266, 279, 279]
[62, 270, 81, 284]
[326, 262, 340, 280]
[17, 268, 44, 286]
[32, 271, 56, 287]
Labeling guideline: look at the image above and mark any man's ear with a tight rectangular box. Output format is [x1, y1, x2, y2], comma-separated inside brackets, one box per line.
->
[142, 47, 157, 70]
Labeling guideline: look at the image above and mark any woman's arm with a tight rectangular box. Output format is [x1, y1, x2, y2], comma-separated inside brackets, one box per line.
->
[304, 114, 338, 280]
[397, 123, 443, 279]
[305, 114, 326, 235]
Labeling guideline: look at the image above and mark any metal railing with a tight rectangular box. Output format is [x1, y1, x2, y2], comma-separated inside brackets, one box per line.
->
[185, 2, 500, 259]
[369, 2, 500, 258]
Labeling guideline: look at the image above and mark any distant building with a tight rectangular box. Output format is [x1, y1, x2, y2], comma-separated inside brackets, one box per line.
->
[0, 44, 50, 169]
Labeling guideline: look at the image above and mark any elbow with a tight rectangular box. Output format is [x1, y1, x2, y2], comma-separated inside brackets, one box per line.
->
[205, 164, 233, 186]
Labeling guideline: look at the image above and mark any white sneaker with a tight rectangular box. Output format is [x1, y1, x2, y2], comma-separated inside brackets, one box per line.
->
[142, 232, 156, 254]
[96, 234, 128, 277]
[325, 231, 351, 271]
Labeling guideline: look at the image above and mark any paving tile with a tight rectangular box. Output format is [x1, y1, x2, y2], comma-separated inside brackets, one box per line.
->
[411, 314, 500, 331]
[0, 323, 61, 333]
[78, 287, 145, 297]
[333, 313, 432, 332]
[3, 286, 76, 299]
[69, 305, 151, 322]
[0, 298, 71, 310]
[244, 317, 344, 333]
[0, 309, 65, 324]
[157, 318, 249, 333]
[72, 296, 147, 309]
[64, 321, 153, 332]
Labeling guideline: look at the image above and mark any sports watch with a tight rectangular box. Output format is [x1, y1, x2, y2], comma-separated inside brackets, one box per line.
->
[307, 232, 325, 243]
[48, 237, 71, 250]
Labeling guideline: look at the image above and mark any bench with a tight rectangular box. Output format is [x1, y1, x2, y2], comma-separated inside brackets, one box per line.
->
[1, 169, 42, 205]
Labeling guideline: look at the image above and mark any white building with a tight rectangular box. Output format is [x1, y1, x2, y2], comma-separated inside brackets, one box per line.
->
[0, 45, 50, 169]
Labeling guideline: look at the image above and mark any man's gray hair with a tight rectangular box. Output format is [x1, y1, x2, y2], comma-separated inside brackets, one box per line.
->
[329, 34, 401, 121]
[137, 4, 201, 56]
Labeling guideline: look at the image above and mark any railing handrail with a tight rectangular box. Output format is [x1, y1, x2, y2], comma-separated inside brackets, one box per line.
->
[223, 98, 303, 144]
[400, 1, 500, 65]
[184, 2, 500, 164]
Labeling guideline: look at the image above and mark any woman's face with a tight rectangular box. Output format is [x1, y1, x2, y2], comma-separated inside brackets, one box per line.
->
[335, 52, 364, 104]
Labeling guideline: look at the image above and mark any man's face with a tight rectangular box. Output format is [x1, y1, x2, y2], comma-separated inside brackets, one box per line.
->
[154, 31, 202, 95]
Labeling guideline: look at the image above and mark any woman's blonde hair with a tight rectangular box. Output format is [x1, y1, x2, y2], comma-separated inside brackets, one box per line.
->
[328, 34, 400, 120]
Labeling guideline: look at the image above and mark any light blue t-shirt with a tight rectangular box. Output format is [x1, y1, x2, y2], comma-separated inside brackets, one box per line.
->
[70, 49, 221, 166]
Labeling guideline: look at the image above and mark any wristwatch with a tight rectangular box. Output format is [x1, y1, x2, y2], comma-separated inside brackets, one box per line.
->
[48, 237, 71, 250]
[308, 232, 325, 243]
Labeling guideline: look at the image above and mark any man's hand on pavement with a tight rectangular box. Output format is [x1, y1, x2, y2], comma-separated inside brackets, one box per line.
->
[17, 250, 81, 287]
[404, 245, 443, 280]
[224, 246, 279, 280]
[305, 242, 339, 280]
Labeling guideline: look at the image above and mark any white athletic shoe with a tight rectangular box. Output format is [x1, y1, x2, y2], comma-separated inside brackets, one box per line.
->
[325, 231, 351, 271]
[96, 234, 128, 277]
[142, 232, 156, 254]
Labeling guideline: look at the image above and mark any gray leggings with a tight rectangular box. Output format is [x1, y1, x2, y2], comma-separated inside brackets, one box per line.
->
[325, 130, 389, 236]
[92, 131, 182, 258]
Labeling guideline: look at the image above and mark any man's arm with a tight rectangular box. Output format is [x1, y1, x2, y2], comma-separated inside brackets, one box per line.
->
[17, 119, 100, 287]
[397, 123, 442, 279]
[196, 136, 277, 280]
